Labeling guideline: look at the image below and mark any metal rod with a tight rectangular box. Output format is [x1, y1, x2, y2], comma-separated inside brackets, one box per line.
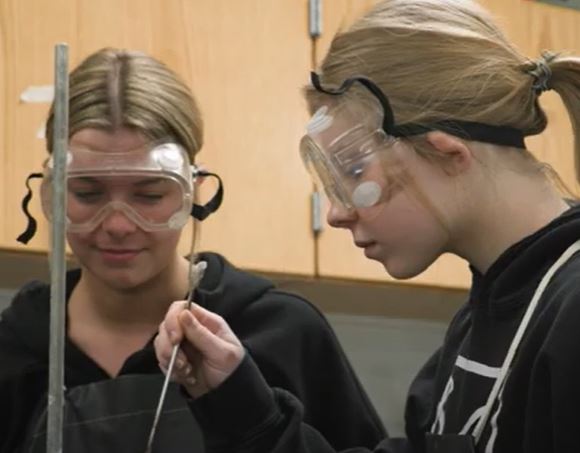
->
[145, 261, 207, 452]
[47, 43, 69, 453]
[144, 343, 181, 453]
[311, 190, 323, 234]
[308, 0, 322, 39]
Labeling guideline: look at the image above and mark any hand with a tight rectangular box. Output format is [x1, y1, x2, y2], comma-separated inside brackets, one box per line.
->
[154, 301, 245, 398]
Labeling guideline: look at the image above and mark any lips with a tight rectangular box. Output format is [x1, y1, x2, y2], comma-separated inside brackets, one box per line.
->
[354, 240, 376, 248]
[97, 248, 143, 262]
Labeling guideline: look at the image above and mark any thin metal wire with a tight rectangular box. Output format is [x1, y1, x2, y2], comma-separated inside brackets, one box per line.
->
[144, 259, 206, 453]
[47, 43, 69, 453]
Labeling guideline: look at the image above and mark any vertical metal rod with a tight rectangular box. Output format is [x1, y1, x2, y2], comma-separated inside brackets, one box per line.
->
[309, 0, 322, 277]
[308, 0, 322, 39]
[311, 191, 323, 234]
[47, 43, 69, 453]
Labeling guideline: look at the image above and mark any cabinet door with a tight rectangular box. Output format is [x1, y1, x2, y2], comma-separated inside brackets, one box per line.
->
[315, 0, 578, 289]
[1, 0, 314, 275]
[175, 1, 313, 275]
[0, 0, 77, 252]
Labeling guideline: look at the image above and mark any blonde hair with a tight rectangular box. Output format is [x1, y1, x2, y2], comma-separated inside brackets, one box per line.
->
[306, 0, 580, 181]
[44, 47, 203, 262]
[45, 47, 203, 161]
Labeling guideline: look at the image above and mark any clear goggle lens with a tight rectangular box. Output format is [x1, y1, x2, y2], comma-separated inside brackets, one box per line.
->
[41, 143, 194, 232]
[300, 117, 396, 213]
[64, 175, 190, 232]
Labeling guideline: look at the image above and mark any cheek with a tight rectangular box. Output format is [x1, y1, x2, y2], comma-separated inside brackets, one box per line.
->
[149, 230, 182, 253]
[366, 192, 447, 244]
[66, 232, 92, 252]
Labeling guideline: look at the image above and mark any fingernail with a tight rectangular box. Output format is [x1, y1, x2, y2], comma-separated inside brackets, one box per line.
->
[176, 359, 184, 369]
[186, 376, 197, 386]
[182, 311, 193, 326]
[184, 365, 192, 375]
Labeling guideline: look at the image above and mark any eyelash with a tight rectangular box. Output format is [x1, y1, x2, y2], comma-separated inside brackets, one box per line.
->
[346, 164, 365, 179]
[72, 191, 103, 202]
[71, 192, 165, 202]
[134, 194, 164, 203]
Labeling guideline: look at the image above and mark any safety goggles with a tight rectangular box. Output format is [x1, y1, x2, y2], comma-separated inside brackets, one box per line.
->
[301, 72, 527, 214]
[41, 142, 195, 233]
[300, 100, 396, 212]
[17, 142, 224, 243]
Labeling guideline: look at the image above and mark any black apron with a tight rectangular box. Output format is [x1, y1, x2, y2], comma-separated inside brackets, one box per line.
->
[23, 374, 204, 453]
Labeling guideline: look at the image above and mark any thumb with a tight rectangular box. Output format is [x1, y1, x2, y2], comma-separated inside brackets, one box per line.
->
[179, 310, 228, 357]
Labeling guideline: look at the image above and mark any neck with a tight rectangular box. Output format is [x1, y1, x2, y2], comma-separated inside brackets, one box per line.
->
[71, 255, 191, 331]
[450, 174, 569, 274]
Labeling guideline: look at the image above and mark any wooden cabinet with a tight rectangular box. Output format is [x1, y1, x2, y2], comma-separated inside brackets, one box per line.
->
[0, 0, 77, 252]
[1, 0, 578, 288]
[314, 0, 580, 289]
[176, 1, 314, 275]
[0, 0, 314, 275]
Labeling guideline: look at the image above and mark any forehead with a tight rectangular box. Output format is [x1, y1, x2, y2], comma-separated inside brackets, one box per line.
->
[69, 128, 148, 153]
[309, 97, 384, 136]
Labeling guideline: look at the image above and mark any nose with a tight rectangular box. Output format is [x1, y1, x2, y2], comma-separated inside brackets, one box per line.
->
[327, 202, 358, 229]
[100, 208, 138, 236]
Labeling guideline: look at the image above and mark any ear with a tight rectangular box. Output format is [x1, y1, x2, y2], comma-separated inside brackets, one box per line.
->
[424, 131, 473, 176]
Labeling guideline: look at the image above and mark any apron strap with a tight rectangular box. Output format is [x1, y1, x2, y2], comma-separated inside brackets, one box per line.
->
[472, 238, 580, 442]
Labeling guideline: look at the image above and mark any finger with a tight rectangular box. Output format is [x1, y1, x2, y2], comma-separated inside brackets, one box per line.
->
[155, 323, 191, 369]
[174, 349, 190, 372]
[154, 323, 176, 366]
[188, 303, 230, 335]
[179, 310, 241, 363]
[189, 305, 242, 349]
[164, 300, 190, 344]
[158, 346, 192, 376]
[158, 362, 179, 383]
[174, 359, 197, 387]
[159, 351, 198, 387]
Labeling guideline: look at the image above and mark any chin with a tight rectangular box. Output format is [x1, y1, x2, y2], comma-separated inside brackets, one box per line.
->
[94, 268, 150, 291]
[78, 255, 152, 289]
[382, 257, 432, 280]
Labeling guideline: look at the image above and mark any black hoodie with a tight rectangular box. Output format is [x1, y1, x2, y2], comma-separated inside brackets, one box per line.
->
[0, 252, 386, 452]
[187, 206, 580, 453]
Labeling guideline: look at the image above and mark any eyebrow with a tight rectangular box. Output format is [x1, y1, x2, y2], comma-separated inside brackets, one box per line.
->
[71, 177, 167, 187]
[71, 177, 100, 185]
[133, 178, 166, 187]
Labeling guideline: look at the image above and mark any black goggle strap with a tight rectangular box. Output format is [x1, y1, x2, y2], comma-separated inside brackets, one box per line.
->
[17, 172, 44, 244]
[310, 72, 526, 149]
[311, 71, 396, 134]
[191, 170, 224, 221]
[393, 121, 526, 149]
